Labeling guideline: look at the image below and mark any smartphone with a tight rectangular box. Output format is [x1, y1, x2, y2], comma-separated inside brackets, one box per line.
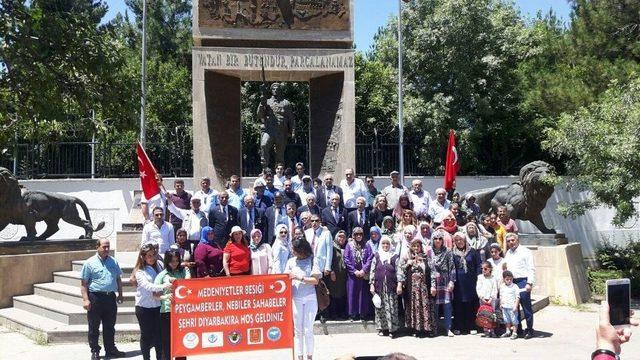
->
[606, 278, 631, 326]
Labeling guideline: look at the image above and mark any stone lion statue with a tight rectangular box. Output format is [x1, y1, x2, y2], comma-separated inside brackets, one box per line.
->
[0, 167, 105, 241]
[463, 161, 556, 234]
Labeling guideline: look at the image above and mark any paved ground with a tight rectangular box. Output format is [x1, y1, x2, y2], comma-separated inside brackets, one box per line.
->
[1, 305, 639, 360]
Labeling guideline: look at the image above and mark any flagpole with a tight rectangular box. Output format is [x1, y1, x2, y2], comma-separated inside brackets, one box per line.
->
[140, 0, 148, 147]
[397, 0, 405, 185]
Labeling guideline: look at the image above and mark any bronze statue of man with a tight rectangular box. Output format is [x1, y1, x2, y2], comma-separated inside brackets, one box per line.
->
[257, 82, 295, 169]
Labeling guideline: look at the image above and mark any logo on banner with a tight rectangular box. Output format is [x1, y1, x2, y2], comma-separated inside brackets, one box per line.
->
[202, 332, 224, 348]
[228, 330, 242, 345]
[183, 332, 199, 349]
[247, 328, 263, 345]
[267, 327, 281, 342]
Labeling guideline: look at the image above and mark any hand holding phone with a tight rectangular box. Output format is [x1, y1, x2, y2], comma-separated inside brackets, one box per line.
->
[606, 279, 631, 326]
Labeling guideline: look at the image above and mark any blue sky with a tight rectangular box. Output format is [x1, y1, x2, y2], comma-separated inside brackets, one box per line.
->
[105, 0, 572, 51]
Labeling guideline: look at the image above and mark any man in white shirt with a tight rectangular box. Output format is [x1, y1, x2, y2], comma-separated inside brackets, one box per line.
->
[274, 163, 286, 190]
[410, 179, 431, 219]
[381, 170, 408, 210]
[141, 207, 175, 255]
[296, 175, 316, 204]
[428, 187, 451, 224]
[166, 196, 207, 241]
[192, 177, 218, 214]
[503, 232, 536, 339]
[339, 168, 367, 212]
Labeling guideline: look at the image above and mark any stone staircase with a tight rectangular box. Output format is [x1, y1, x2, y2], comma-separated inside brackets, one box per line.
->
[0, 260, 140, 343]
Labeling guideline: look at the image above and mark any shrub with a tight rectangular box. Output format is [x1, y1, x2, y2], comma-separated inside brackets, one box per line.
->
[591, 237, 640, 298]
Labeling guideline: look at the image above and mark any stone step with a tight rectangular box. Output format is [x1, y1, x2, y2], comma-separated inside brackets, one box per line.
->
[33, 282, 136, 308]
[53, 271, 136, 292]
[71, 260, 135, 277]
[0, 307, 140, 344]
[12, 294, 137, 325]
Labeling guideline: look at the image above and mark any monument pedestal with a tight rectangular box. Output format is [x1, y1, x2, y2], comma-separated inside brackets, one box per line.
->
[525, 239, 591, 305]
[519, 233, 568, 246]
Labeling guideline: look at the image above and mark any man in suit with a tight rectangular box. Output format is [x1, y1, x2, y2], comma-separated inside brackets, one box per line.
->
[321, 193, 348, 237]
[239, 195, 265, 239]
[304, 214, 333, 276]
[280, 202, 300, 243]
[297, 193, 321, 217]
[208, 190, 239, 247]
[347, 196, 371, 239]
[317, 173, 344, 209]
[264, 191, 286, 244]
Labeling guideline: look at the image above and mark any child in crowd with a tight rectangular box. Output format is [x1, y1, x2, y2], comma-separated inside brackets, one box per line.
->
[499, 270, 520, 340]
[155, 249, 191, 360]
[487, 243, 504, 281]
[369, 236, 401, 337]
[476, 261, 499, 337]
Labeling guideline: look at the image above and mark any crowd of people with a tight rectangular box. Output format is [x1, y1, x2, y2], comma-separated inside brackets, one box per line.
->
[127, 162, 539, 359]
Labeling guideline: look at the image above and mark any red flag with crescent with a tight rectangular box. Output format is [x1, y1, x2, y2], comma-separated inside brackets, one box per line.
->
[136, 142, 160, 200]
[444, 129, 460, 191]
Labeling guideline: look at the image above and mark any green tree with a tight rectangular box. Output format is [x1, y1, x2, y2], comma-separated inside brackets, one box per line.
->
[543, 79, 640, 226]
[370, 0, 538, 174]
[0, 0, 134, 143]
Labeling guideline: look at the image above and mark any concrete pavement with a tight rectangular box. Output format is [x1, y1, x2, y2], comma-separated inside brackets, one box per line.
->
[1, 305, 639, 360]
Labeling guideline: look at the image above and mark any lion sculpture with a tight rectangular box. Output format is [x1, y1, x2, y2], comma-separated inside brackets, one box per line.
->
[0, 167, 105, 241]
[463, 161, 557, 234]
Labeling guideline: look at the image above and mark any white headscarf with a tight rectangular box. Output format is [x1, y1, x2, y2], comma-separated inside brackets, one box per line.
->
[378, 236, 394, 263]
[275, 223, 289, 249]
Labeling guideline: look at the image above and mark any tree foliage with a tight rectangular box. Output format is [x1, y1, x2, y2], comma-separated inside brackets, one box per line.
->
[0, 0, 135, 142]
[544, 79, 640, 226]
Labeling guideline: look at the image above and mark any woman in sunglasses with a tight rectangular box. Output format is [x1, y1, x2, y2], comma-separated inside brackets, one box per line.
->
[430, 229, 456, 337]
[271, 223, 292, 274]
[344, 227, 373, 321]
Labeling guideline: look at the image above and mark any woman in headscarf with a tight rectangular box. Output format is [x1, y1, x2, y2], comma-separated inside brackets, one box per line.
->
[395, 224, 417, 261]
[366, 226, 383, 254]
[194, 226, 224, 278]
[271, 223, 291, 274]
[326, 230, 348, 320]
[451, 231, 482, 335]
[392, 194, 413, 221]
[369, 236, 401, 337]
[401, 238, 436, 337]
[343, 227, 373, 321]
[437, 210, 463, 237]
[430, 229, 456, 337]
[415, 221, 434, 257]
[249, 229, 272, 275]
[381, 215, 395, 237]
[465, 222, 489, 262]
[369, 195, 393, 227]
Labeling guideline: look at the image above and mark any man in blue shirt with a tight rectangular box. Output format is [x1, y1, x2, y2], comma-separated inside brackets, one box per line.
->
[80, 239, 125, 360]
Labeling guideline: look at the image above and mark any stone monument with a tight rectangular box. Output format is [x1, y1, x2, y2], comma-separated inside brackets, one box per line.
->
[192, 0, 355, 189]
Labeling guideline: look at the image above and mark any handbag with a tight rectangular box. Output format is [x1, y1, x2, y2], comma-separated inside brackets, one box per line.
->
[475, 303, 497, 329]
[315, 278, 331, 311]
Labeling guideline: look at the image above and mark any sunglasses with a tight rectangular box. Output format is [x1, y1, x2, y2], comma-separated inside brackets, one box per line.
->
[279, 231, 288, 234]
[310, 219, 320, 222]
[366, 180, 374, 183]
[433, 237, 443, 240]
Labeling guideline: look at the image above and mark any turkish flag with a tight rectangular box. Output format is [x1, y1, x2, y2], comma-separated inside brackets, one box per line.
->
[136, 142, 161, 200]
[443, 129, 460, 191]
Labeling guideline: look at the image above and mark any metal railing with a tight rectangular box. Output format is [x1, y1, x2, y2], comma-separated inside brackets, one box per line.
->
[6, 141, 431, 179]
